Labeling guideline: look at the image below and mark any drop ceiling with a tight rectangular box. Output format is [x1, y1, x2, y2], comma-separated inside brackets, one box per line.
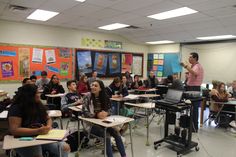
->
[0, 0, 236, 44]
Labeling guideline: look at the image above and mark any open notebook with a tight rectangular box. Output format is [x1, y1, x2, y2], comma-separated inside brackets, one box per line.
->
[36, 129, 67, 141]
[104, 115, 129, 123]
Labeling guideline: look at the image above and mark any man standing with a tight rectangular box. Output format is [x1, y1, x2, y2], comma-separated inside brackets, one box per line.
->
[181, 52, 204, 132]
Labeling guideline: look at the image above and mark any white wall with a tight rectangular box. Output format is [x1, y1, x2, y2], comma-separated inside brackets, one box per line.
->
[181, 41, 236, 84]
[0, 20, 148, 97]
[148, 44, 180, 53]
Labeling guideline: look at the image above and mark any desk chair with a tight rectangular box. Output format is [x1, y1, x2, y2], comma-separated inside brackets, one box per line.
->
[47, 110, 63, 129]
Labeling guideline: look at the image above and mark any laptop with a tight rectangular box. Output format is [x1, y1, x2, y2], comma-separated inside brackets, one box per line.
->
[156, 89, 183, 105]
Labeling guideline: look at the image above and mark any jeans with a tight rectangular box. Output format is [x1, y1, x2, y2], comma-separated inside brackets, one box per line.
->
[15, 142, 68, 157]
[111, 102, 119, 115]
[91, 125, 126, 157]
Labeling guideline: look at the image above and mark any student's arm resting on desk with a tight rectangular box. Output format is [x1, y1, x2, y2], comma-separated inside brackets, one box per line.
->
[211, 95, 228, 102]
[61, 95, 82, 111]
[9, 117, 50, 136]
[40, 85, 50, 100]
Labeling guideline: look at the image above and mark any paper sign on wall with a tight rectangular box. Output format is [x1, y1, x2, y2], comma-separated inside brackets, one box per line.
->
[153, 54, 158, 59]
[1, 61, 14, 78]
[159, 54, 164, 59]
[32, 48, 43, 63]
[45, 50, 56, 64]
[153, 60, 158, 65]
[158, 60, 164, 65]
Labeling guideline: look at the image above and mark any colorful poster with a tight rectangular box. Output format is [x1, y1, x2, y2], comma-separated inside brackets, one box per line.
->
[158, 60, 164, 65]
[158, 66, 163, 71]
[94, 53, 108, 75]
[32, 70, 42, 76]
[77, 51, 92, 74]
[132, 56, 143, 75]
[159, 54, 164, 59]
[1, 61, 14, 78]
[46, 65, 59, 73]
[105, 40, 122, 49]
[147, 61, 153, 71]
[153, 66, 157, 71]
[153, 54, 158, 59]
[157, 71, 163, 77]
[0, 50, 16, 56]
[153, 60, 158, 65]
[60, 62, 69, 76]
[32, 48, 43, 63]
[81, 37, 104, 48]
[59, 48, 70, 58]
[19, 48, 30, 77]
[122, 54, 133, 73]
[109, 53, 121, 74]
[45, 49, 56, 64]
[148, 54, 153, 60]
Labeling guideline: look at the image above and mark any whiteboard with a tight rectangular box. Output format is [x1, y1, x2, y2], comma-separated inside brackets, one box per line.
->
[181, 42, 236, 84]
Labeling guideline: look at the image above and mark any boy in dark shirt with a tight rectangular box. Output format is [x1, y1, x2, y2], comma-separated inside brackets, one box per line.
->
[61, 80, 82, 117]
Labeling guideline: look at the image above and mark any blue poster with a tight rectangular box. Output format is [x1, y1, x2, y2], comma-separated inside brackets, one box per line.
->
[0, 50, 16, 56]
[94, 53, 108, 75]
[164, 53, 182, 76]
[77, 51, 92, 74]
[32, 70, 42, 76]
[109, 53, 121, 74]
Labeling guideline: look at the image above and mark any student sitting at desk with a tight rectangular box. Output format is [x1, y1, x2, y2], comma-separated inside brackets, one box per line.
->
[124, 71, 133, 89]
[106, 77, 128, 115]
[227, 80, 236, 99]
[166, 74, 184, 90]
[145, 71, 158, 88]
[61, 80, 83, 117]
[131, 75, 143, 89]
[41, 74, 65, 110]
[8, 84, 70, 157]
[77, 74, 90, 95]
[30, 75, 37, 85]
[35, 71, 49, 90]
[82, 80, 127, 157]
[211, 82, 229, 112]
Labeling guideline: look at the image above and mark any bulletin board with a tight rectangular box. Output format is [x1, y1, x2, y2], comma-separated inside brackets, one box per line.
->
[75, 49, 143, 79]
[147, 53, 182, 77]
[0, 44, 73, 81]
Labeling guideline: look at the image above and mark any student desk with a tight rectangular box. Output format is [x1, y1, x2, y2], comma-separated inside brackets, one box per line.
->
[135, 88, 157, 94]
[78, 116, 134, 157]
[0, 110, 8, 119]
[0, 91, 8, 102]
[45, 93, 65, 107]
[2, 135, 64, 157]
[124, 102, 155, 146]
[47, 110, 63, 129]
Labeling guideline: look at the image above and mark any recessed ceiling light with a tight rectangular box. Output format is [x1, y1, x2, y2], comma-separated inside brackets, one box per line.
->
[147, 7, 198, 20]
[75, 0, 86, 2]
[27, 9, 59, 21]
[196, 35, 236, 40]
[98, 23, 130, 30]
[146, 40, 175, 44]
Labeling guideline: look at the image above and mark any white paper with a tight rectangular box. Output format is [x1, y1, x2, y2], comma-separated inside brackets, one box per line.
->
[32, 48, 43, 63]
[45, 49, 56, 64]
[158, 54, 164, 59]
[132, 56, 143, 75]
[141, 102, 155, 108]
[124, 94, 139, 99]
[153, 54, 159, 59]
[0, 111, 8, 118]
[105, 116, 128, 123]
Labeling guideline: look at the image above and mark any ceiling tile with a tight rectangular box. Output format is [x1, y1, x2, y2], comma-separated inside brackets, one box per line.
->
[40, 0, 79, 12]
[10, 0, 47, 8]
[86, 8, 124, 20]
[86, 0, 124, 7]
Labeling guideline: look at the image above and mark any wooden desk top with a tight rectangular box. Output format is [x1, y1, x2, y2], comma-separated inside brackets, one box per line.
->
[138, 94, 160, 98]
[125, 102, 155, 109]
[45, 93, 65, 98]
[3, 135, 57, 150]
[79, 116, 134, 128]
[135, 88, 157, 92]
[110, 97, 138, 102]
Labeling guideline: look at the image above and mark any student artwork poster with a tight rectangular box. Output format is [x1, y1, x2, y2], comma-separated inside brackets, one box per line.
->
[94, 53, 108, 75]
[77, 51, 92, 74]
[122, 54, 132, 73]
[18, 48, 30, 77]
[1, 61, 14, 78]
[59, 48, 70, 58]
[109, 53, 121, 74]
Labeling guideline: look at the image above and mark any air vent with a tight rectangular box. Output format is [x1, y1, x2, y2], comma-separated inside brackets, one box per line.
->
[126, 25, 141, 29]
[9, 5, 30, 13]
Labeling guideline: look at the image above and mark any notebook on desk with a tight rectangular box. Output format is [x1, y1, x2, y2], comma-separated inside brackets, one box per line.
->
[156, 89, 183, 105]
[36, 129, 67, 141]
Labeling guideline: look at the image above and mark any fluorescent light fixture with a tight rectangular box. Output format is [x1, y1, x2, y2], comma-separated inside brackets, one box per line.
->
[98, 23, 130, 30]
[75, 0, 86, 2]
[27, 9, 59, 21]
[197, 35, 236, 40]
[147, 7, 198, 20]
[146, 40, 175, 44]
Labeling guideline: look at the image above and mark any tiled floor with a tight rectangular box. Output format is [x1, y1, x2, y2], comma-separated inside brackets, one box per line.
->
[1, 108, 236, 157]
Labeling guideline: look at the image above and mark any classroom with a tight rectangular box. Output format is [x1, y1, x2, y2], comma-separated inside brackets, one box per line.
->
[0, 0, 236, 157]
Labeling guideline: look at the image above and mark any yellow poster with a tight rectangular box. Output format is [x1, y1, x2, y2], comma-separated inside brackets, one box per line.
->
[153, 60, 158, 65]
[81, 38, 104, 48]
